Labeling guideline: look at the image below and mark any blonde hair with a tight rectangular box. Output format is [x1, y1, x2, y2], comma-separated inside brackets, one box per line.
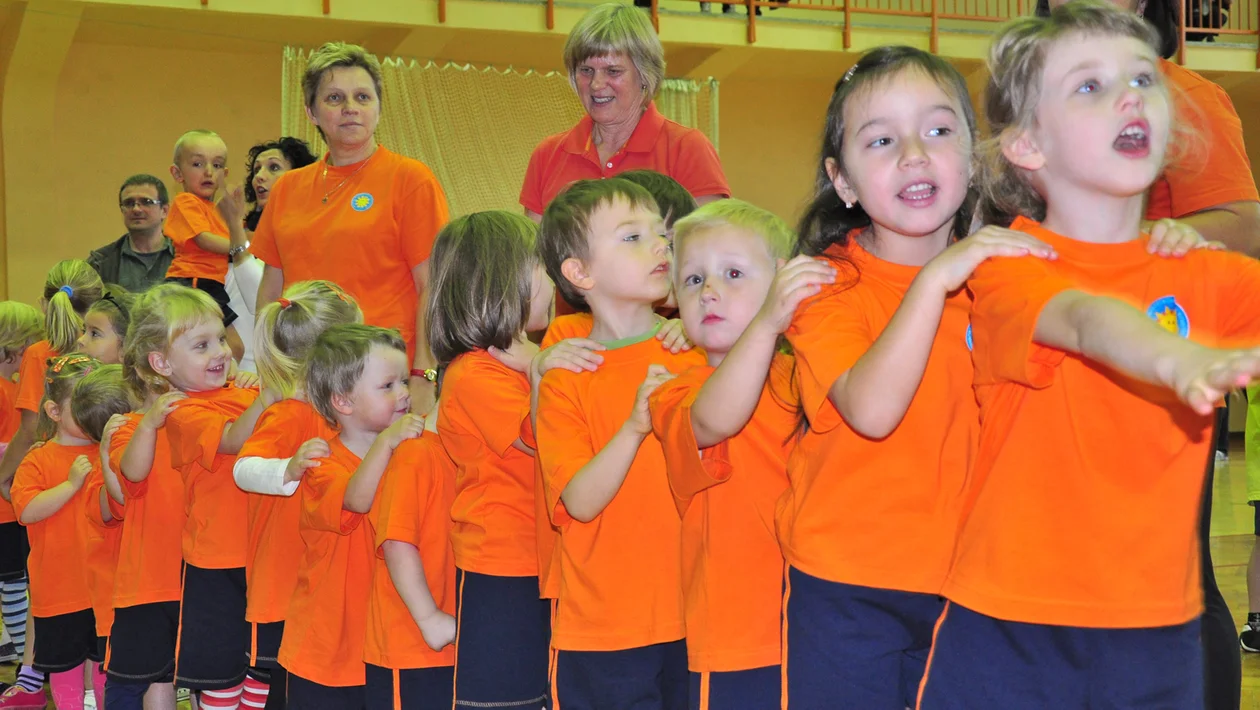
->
[673, 199, 796, 267]
[123, 284, 221, 397]
[426, 212, 539, 366]
[564, 3, 665, 105]
[978, 0, 1164, 225]
[43, 260, 104, 355]
[303, 42, 384, 111]
[36, 354, 100, 441]
[305, 324, 407, 427]
[71, 365, 136, 442]
[173, 130, 224, 166]
[0, 302, 44, 363]
[254, 281, 363, 399]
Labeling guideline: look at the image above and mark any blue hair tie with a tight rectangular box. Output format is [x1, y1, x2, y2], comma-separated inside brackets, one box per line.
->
[58, 285, 73, 298]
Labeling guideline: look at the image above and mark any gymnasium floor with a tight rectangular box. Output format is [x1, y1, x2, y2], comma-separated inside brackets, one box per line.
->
[2, 441, 1258, 708]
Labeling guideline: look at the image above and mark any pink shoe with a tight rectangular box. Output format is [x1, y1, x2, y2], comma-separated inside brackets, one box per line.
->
[0, 685, 46, 709]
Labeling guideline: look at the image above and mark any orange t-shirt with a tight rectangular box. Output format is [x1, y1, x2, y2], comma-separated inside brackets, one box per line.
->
[945, 216, 1260, 629]
[278, 438, 374, 687]
[251, 147, 449, 360]
[238, 400, 336, 624]
[15, 340, 56, 414]
[650, 353, 796, 672]
[109, 413, 185, 608]
[439, 350, 537, 577]
[0, 377, 21, 524]
[519, 102, 730, 215]
[366, 435, 457, 670]
[11, 441, 96, 617]
[536, 327, 705, 651]
[780, 240, 976, 595]
[166, 386, 258, 569]
[165, 192, 230, 282]
[81, 464, 123, 636]
[1146, 59, 1259, 221]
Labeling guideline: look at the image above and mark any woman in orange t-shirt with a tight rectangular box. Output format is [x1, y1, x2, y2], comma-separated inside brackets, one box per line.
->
[425, 211, 555, 709]
[251, 42, 448, 416]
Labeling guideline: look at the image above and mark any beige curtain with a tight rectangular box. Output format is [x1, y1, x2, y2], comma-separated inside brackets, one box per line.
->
[281, 47, 720, 218]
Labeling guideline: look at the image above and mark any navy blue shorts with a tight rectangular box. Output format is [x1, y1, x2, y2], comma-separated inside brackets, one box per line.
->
[453, 569, 550, 708]
[784, 567, 942, 710]
[916, 602, 1203, 709]
[554, 640, 688, 710]
[33, 608, 97, 673]
[287, 672, 364, 710]
[689, 666, 779, 710]
[176, 565, 249, 690]
[0, 522, 28, 580]
[364, 663, 453, 710]
[250, 620, 285, 668]
[107, 601, 179, 684]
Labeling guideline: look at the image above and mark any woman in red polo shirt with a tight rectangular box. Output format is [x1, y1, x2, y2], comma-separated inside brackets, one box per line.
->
[519, 3, 731, 223]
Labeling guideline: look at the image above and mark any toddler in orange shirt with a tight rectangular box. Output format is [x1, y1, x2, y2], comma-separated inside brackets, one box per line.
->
[535, 178, 706, 709]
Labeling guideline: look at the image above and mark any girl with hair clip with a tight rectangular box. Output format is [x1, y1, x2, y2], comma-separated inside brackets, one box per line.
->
[913, 3, 1260, 707]
[77, 285, 135, 366]
[425, 211, 555, 710]
[231, 280, 362, 705]
[119, 285, 275, 710]
[9, 354, 103, 710]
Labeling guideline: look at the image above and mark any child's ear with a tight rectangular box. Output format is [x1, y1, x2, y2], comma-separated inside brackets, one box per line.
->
[560, 257, 594, 294]
[43, 399, 61, 424]
[147, 351, 173, 378]
[1000, 129, 1046, 172]
[825, 157, 859, 207]
[169, 164, 182, 184]
[331, 391, 355, 418]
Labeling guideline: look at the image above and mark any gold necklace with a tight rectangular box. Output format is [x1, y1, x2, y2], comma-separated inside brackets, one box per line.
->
[321, 147, 378, 204]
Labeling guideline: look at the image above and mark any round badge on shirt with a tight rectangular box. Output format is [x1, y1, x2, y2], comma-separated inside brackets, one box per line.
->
[351, 193, 374, 212]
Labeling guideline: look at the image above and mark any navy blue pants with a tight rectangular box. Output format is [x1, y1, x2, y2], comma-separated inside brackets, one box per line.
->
[784, 567, 943, 710]
[453, 569, 550, 708]
[916, 602, 1203, 709]
[555, 640, 689, 710]
[365, 663, 453, 710]
[688, 665, 779, 710]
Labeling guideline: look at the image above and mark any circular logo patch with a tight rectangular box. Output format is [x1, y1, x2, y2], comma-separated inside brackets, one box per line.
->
[351, 193, 374, 212]
[1146, 295, 1189, 338]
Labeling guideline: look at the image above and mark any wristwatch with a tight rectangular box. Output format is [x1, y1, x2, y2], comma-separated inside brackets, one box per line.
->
[410, 368, 438, 383]
[227, 244, 248, 261]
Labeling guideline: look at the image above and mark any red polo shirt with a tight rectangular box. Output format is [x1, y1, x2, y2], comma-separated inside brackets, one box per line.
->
[519, 102, 730, 215]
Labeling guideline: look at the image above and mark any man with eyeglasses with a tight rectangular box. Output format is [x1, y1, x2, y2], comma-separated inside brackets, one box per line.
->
[87, 174, 175, 292]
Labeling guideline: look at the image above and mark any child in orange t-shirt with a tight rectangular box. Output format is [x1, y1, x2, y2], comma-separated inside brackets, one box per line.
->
[917, 5, 1260, 708]
[370, 399, 457, 709]
[232, 281, 361, 700]
[120, 284, 273, 709]
[424, 212, 554, 708]
[0, 301, 43, 667]
[648, 200, 833, 708]
[535, 178, 706, 708]
[163, 130, 247, 356]
[10, 355, 104, 709]
[69, 366, 135, 683]
[278, 324, 422, 705]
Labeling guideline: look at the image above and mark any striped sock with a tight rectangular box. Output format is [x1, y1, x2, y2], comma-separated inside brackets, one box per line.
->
[241, 673, 269, 710]
[15, 664, 44, 693]
[199, 682, 244, 710]
[0, 576, 28, 655]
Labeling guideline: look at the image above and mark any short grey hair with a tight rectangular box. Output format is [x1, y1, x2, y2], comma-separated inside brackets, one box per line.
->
[303, 42, 384, 111]
[564, 4, 665, 105]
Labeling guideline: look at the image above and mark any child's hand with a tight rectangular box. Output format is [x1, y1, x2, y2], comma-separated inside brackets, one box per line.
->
[285, 438, 329, 484]
[218, 185, 246, 226]
[531, 339, 605, 380]
[417, 610, 457, 651]
[232, 371, 261, 390]
[656, 319, 693, 354]
[140, 391, 186, 431]
[925, 226, 1057, 293]
[99, 413, 129, 463]
[380, 413, 426, 451]
[1145, 218, 1220, 258]
[625, 365, 676, 436]
[1169, 346, 1260, 415]
[756, 255, 838, 334]
[68, 455, 92, 489]
[488, 337, 541, 375]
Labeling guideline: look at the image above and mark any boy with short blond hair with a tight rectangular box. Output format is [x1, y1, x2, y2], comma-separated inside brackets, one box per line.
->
[534, 178, 704, 708]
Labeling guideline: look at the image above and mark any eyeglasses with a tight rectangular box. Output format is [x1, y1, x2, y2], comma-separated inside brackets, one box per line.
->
[120, 198, 161, 209]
